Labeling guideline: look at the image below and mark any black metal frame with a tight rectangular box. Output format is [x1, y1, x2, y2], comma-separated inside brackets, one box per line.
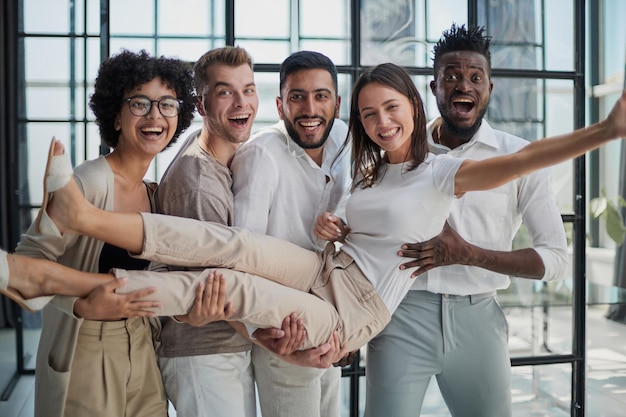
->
[0, 1, 592, 415]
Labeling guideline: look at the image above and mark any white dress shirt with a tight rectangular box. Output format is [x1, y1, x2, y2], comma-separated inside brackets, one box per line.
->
[409, 118, 569, 295]
[231, 119, 352, 252]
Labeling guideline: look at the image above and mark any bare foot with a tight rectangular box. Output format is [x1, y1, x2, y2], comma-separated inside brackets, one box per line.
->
[1, 253, 53, 311]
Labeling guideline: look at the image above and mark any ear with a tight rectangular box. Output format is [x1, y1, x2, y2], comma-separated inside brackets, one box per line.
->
[114, 115, 121, 131]
[334, 96, 341, 119]
[196, 96, 207, 117]
[429, 79, 437, 96]
[276, 96, 284, 120]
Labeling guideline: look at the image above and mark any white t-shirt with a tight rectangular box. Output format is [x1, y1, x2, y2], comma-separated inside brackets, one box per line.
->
[340, 153, 463, 313]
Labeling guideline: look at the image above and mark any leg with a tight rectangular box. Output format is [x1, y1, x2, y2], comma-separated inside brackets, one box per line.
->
[64, 319, 167, 417]
[116, 267, 341, 350]
[253, 345, 326, 417]
[1, 249, 113, 310]
[159, 352, 255, 417]
[41, 142, 322, 289]
[364, 291, 441, 417]
[436, 296, 512, 417]
[319, 365, 342, 417]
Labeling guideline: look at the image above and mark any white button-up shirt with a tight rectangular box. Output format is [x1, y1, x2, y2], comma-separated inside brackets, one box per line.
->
[410, 118, 569, 295]
[231, 119, 352, 252]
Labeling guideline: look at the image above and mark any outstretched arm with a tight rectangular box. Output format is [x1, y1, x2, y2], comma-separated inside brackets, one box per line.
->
[455, 91, 626, 195]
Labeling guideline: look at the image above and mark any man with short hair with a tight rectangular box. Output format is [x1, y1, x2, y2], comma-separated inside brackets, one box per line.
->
[155, 46, 259, 417]
[232, 50, 352, 417]
[364, 24, 569, 417]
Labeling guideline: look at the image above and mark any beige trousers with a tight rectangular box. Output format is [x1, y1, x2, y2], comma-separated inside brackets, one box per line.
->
[64, 318, 167, 417]
[115, 213, 390, 352]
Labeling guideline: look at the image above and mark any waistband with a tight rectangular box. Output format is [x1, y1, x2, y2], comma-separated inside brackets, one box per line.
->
[79, 317, 150, 339]
[410, 290, 497, 304]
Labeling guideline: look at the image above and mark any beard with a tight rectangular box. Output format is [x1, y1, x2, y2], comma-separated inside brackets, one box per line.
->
[284, 116, 335, 149]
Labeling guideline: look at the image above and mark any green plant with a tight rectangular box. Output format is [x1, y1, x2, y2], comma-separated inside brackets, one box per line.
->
[590, 186, 626, 244]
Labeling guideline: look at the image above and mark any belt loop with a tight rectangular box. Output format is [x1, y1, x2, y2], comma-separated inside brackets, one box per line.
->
[99, 322, 104, 341]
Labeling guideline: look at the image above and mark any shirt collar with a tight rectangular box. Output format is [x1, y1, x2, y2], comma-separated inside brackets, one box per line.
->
[275, 120, 342, 175]
[426, 117, 500, 154]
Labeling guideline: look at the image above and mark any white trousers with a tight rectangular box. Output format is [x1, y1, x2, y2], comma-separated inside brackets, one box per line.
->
[159, 351, 255, 417]
[252, 345, 341, 417]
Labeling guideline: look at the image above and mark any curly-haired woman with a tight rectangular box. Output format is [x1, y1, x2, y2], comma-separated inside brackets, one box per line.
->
[14, 49, 195, 417]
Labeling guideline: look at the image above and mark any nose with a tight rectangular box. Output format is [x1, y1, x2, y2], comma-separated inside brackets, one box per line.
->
[233, 92, 245, 108]
[146, 101, 162, 118]
[302, 96, 316, 114]
[454, 78, 471, 93]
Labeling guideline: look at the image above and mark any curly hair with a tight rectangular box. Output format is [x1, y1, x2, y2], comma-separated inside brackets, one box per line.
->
[89, 49, 195, 149]
[432, 23, 492, 78]
[349, 63, 428, 189]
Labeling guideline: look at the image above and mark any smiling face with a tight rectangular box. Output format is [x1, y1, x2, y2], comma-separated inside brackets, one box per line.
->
[277, 68, 340, 150]
[358, 82, 415, 164]
[115, 77, 179, 157]
[430, 50, 493, 141]
[199, 63, 258, 145]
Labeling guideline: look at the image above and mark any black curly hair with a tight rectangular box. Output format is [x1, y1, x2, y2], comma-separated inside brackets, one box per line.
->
[89, 49, 195, 149]
[432, 23, 492, 78]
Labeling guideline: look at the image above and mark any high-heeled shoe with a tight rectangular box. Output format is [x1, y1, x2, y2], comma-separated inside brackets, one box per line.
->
[0, 249, 51, 313]
[35, 137, 73, 235]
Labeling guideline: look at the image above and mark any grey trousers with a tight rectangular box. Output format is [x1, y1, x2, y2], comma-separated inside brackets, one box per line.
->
[364, 290, 512, 417]
[115, 213, 390, 352]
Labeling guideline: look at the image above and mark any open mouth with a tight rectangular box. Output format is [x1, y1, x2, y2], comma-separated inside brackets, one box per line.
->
[229, 114, 250, 126]
[298, 119, 323, 131]
[379, 127, 399, 139]
[452, 97, 475, 113]
[140, 126, 164, 136]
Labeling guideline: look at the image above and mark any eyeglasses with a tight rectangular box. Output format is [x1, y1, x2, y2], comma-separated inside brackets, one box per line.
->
[122, 96, 182, 118]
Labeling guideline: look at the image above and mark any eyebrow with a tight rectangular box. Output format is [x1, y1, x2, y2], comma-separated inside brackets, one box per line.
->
[443, 63, 486, 73]
[359, 98, 398, 113]
[287, 87, 333, 95]
[212, 81, 256, 89]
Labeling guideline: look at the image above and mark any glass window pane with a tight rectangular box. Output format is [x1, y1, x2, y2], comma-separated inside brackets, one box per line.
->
[426, 0, 468, 40]
[86, 0, 101, 34]
[360, 0, 467, 66]
[300, 0, 349, 38]
[158, 0, 224, 36]
[157, 39, 225, 62]
[24, 38, 71, 82]
[110, 0, 155, 35]
[235, 0, 289, 38]
[23, 0, 74, 33]
[545, 0, 574, 71]
[237, 40, 291, 65]
[603, 0, 626, 80]
[300, 40, 351, 66]
[511, 364, 572, 413]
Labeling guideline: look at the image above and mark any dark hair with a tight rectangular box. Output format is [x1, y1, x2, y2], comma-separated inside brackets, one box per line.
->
[89, 49, 195, 149]
[194, 46, 254, 96]
[349, 63, 428, 189]
[432, 23, 492, 77]
[279, 51, 338, 95]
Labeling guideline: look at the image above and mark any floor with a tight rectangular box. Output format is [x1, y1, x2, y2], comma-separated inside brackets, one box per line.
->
[1, 305, 625, 417]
